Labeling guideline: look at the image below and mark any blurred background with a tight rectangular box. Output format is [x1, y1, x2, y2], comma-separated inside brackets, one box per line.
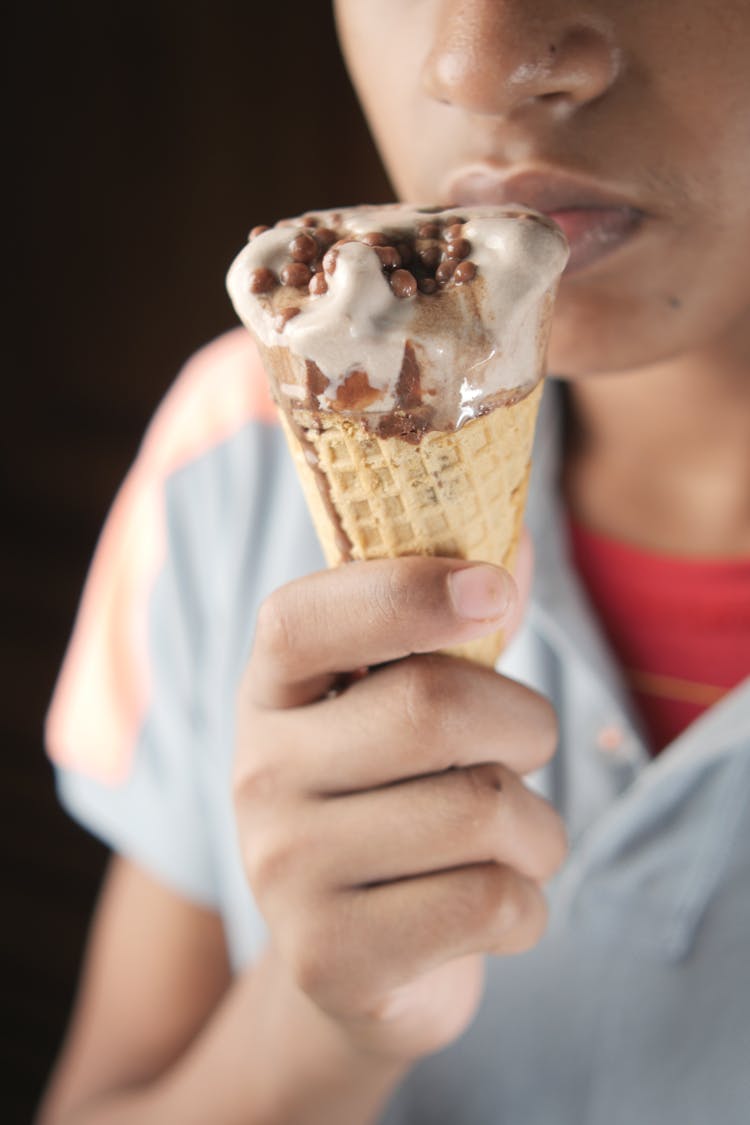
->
[5, 3, 390, 1119]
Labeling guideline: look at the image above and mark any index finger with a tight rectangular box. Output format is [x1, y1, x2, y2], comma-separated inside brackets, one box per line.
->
[246, 554, 519, 709]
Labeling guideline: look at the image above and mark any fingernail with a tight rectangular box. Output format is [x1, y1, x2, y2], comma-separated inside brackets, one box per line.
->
[448, 565, 514, 622]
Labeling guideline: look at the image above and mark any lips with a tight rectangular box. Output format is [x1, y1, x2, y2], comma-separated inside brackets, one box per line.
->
[445, 167, 647, 274]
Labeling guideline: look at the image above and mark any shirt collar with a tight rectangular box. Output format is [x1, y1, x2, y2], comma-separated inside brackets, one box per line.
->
[524, 379, 750, 757]
[524, 380, 643, 731]
[528, 380, 750, 959]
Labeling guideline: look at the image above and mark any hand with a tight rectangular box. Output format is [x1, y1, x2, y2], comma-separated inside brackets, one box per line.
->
[234, 544, 566, 1063]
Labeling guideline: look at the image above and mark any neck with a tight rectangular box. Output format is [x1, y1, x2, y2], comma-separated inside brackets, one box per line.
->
[563, 322, 750, 557]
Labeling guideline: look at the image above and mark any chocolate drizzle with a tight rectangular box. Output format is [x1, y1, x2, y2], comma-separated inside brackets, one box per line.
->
[373, 341, 435, 444]
[395, 341, 422, 409]
[330, 368, 383, 411]
[304, 359, 329, 406]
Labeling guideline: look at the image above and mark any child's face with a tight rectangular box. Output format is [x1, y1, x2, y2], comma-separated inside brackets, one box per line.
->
[335, 1, 750, 376]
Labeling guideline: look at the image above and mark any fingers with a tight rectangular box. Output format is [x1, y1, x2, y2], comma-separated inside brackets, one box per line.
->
[282, 865, 548, 1019]
[247, 556, 518, 708]
[241, 756, 566, 927]
[325, 653, 558, 785]
[242, 653, 558, 796]
[315, 763, 567, 888]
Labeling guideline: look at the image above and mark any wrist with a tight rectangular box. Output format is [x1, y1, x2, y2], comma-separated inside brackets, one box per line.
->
[254, 946, 410, 1121]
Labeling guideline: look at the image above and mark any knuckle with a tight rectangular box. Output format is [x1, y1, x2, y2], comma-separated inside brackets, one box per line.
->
[232, 755, 281, 813]
[379, 557, 427, 626]
[428, 764, 511, 857]
[465, 761, 505, 796]
[490, 870, 526, 934]
[242, 825, 297, 896]
[397, 656, 448, 739]
[253, 588, 297, 676]
[486, 870, 547, 952]
[290, 937, 329, 999]
[459, 762, 508, 828]
[288, 916, 343, 1004]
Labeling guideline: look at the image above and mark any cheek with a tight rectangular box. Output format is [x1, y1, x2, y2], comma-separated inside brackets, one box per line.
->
[547, 212, 750, 376]
[334, 2, 439, 200]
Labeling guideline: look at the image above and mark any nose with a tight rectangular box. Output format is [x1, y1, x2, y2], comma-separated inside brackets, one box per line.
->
[422, 0, 621, 118]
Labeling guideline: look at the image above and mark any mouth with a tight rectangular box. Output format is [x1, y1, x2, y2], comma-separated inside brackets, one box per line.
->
[445, 167, 647, 275]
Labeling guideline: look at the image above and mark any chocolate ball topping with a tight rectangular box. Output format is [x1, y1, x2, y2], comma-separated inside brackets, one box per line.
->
[249, 267, 277, 294]
[308, 272, 328, 296]
[446, 237, 470, 259]
[417, 222, 440, 239]
[396, 242, 413, 265]
[418, 244, 442, 270]
[435, 259, 457, 283]
[281, 262, 313, 288]
[374, 245, 401, 270]
[315, 227, 338, 250]
[444, 223, 465, 243]
[391, 269, 418, 298]
[257, 211, 479, 309]
[454, 259, 477, 283]
[289, 232, 318, 263]
[361, 231, 389, 247]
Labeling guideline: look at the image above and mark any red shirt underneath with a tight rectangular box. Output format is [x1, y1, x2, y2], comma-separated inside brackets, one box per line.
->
[569, 519, 750, 753]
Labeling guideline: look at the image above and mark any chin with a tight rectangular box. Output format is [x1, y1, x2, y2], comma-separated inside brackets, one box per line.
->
[545, 285, 692, 378]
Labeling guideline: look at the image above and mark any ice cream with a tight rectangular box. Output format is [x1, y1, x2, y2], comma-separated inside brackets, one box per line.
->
[227, 204, 568, 665]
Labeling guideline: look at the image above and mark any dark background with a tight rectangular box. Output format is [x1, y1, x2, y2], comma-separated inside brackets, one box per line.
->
[5, 4, 390, 1119]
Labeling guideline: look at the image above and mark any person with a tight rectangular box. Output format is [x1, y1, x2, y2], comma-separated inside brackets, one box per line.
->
[37, 2, 750, 1122]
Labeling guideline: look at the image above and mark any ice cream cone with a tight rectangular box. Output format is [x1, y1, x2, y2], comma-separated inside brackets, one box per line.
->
[227, 205, 567, 666]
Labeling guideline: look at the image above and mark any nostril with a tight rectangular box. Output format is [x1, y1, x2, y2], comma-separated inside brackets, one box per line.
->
[422, 10, 620, 118]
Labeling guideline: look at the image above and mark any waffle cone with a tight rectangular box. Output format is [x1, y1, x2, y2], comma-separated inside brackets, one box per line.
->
[260, 343, 542, 668]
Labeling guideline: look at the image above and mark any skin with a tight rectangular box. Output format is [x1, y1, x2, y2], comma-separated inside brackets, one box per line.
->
[336, 0, 750, 554]
[39, 3, 750, 1122]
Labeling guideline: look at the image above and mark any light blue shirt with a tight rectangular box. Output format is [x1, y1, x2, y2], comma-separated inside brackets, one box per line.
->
[51, 332, 750, 1124]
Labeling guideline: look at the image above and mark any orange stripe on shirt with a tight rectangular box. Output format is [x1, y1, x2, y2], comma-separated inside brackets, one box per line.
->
[627, 669, 728, 708]
[45, 328, 278, 784]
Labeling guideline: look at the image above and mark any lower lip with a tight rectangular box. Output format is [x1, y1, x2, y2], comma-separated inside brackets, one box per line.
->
[546, 207, 645, 274]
